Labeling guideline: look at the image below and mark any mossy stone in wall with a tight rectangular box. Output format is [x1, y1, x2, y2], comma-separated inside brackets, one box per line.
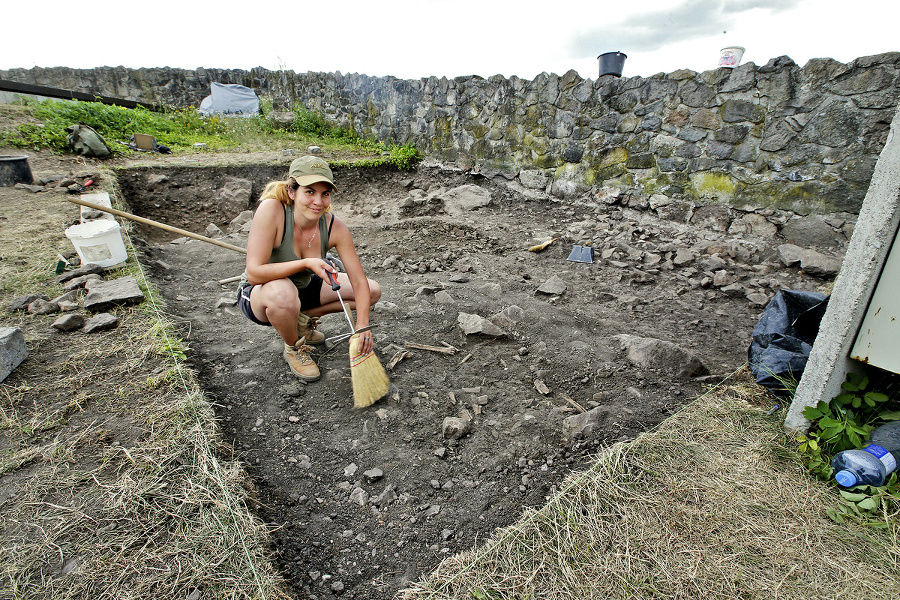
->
[470, 123, 489, 140]
[626, 153, 656, 169]
[688, 171, 740, 203]
[596, 163, 628, 181]
[598, 147, 628, 167]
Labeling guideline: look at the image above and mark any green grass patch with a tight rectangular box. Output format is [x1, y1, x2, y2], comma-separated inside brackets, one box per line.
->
[0, 97, 421, 170]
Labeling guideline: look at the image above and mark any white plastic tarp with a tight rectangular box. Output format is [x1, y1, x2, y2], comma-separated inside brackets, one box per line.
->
[198, 82, 259, 116]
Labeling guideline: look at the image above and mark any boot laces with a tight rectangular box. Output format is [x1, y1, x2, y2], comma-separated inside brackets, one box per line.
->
[288, 337, 314, 364]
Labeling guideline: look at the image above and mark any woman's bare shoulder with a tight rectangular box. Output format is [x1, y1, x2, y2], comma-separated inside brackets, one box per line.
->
[255, 197, 285, 217]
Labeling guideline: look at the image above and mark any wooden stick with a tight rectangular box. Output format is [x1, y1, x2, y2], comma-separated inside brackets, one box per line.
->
[67, 197, 248, 254]
[218, 275, 243, 285]
[405, 342, 458, 355]
[561, 394, 587, 413]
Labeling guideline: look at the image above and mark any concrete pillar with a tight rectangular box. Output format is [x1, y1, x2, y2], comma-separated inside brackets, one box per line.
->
[785, 104, 900, 430]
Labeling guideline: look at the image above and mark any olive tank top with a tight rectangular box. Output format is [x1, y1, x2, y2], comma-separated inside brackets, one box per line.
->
[239, 203, 331, 291]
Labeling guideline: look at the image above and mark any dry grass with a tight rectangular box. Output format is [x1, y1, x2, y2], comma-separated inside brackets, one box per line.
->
[0, 176, 290, 599]
[401, 374, 900, 600]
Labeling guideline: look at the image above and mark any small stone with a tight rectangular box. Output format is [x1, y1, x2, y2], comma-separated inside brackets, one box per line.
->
[363, 467, 384, 482]
[372, 485, 397, 506]
[51, 313, 85, 332]
[534, 379, 551, 395]
[536, 275, 567, 295]
[83, 312, 118, 333]
[349, 487, 369, 506]
[442, 416, 472, 440]
[64, 274, 102, 292]
[27, 299, 59, 315]
[7, 294, 47, 312]
[216, 296, 236, 309]
[0, 327, 28, 383]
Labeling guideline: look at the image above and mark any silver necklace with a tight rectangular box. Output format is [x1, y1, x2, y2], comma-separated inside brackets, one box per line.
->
[300, 225, 318, 248]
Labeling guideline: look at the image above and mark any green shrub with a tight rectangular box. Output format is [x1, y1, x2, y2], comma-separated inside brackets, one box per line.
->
[798, 370, 900, 524]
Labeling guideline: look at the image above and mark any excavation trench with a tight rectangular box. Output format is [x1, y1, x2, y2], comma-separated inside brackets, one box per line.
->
[116, 163, 795, 599]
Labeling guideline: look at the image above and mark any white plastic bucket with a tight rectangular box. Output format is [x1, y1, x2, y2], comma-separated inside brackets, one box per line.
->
[718, 46, 745, 68]
[65, 220, 128, 267]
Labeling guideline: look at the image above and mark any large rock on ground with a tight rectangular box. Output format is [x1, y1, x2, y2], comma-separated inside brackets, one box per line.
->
[0, 327, 28, 383]
[562, 406, 612, 442]
[438, 185, 492, 216]
[83, 276, 145, 312]
[777, 244, 842, 277]
[613, 334, 709, 378]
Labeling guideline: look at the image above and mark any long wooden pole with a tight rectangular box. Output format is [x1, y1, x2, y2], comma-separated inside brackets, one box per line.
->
[67, 197, 247, 254]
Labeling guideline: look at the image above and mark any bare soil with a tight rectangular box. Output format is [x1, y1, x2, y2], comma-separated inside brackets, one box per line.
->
[3, 148, 830, 599]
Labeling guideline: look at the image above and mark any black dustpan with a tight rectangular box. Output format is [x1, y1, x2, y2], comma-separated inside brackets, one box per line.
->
[566, 245, 594, 263]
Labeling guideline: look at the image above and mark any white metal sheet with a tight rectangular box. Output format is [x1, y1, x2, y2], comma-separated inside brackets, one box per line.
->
[851, 236, 900, 374]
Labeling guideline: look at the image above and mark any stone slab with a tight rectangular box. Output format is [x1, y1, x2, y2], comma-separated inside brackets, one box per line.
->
[0, 327, 28, 383]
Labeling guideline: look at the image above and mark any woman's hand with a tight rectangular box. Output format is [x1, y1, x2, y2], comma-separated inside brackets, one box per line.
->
[306, 258, 338, 283]
[355, 329, 374, 356]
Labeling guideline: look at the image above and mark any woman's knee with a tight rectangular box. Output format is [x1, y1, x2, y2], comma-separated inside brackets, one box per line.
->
[368, 279, 382, 306]
[260, 279, 300, 312]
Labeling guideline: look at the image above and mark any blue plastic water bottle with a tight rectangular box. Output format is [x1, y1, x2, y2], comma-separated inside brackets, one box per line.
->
[831, 422, 900, 488]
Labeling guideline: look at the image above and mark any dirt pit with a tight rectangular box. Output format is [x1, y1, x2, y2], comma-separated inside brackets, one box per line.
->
[119, 162, 823, 599]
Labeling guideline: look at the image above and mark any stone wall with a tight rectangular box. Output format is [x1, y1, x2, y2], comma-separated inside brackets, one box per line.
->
[4, 53, 899, 216]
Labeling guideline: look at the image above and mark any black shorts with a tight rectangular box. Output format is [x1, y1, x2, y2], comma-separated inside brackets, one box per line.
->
[237, 276, 325, 326]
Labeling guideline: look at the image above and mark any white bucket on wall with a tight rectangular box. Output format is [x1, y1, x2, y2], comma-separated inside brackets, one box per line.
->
[718, 46, 745, 68]
[65, 220, 128, 267]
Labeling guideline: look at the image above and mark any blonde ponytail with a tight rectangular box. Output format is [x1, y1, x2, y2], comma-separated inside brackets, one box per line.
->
[260, 180, 294, 205]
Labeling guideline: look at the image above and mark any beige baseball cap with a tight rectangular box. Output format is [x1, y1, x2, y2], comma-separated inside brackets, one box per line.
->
[289, 156, 336, 191]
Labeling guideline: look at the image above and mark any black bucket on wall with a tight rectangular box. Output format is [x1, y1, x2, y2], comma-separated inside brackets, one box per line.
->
[598, 52, 627, 77]
[0, 156, 34, 187]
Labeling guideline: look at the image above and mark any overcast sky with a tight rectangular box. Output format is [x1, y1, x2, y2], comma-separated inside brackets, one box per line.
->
[2, 0, 895, 81]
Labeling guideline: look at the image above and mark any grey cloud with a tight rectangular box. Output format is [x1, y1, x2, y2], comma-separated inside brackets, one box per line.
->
[572, 0, 803, 56]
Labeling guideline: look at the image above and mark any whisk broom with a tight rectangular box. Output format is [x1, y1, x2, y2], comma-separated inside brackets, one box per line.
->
[326, 268, 389, 408]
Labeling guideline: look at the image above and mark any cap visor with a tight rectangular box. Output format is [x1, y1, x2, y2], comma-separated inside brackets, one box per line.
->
[294, 175, 337, 191]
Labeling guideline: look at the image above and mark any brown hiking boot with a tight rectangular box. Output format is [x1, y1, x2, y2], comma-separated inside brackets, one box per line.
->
[297, 312, 325, 345]
[283, 338, 320, 381]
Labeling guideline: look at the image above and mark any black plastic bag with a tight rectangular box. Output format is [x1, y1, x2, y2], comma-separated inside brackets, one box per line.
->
[748, 289, 829, 396]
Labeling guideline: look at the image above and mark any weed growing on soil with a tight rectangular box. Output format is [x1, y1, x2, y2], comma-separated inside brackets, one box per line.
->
[797, 370, 900, 524]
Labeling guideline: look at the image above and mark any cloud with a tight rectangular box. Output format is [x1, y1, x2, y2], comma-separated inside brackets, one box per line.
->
[571, 0, 803, 56]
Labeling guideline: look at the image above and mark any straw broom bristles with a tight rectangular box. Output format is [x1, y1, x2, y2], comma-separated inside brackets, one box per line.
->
[348, 334, 390, 408]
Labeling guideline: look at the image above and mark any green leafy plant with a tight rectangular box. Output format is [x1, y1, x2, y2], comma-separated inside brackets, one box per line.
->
[799, 370, 900, 524]
[803, 372, 899, 453]
[826, 482, 900, 526]
[388, 143, 421, 170]
[802, 398, 873, 453]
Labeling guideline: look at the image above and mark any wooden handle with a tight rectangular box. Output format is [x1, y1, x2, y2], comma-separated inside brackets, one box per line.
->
[67, 196, 247, 254]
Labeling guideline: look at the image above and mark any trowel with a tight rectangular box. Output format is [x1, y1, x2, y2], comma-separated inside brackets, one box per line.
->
[566, 245, 594, 263]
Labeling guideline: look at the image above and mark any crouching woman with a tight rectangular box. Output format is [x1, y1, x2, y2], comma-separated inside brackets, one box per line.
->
[236, 156, 381, 380]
